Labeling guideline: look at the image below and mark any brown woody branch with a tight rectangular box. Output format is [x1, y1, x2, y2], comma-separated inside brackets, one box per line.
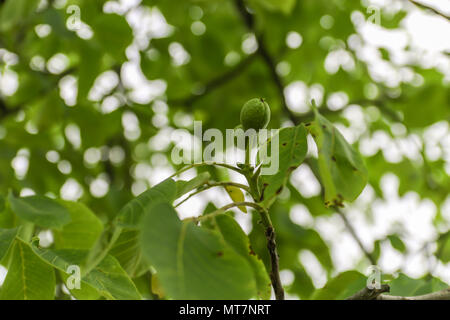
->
[377, 288, 450, 300]
[347, 284, 390, 300]
[167, 53, 258, 107]
[348, 285, 450, 300]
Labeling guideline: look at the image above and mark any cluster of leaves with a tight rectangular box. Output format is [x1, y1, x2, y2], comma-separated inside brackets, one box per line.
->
[0, 0, 449, 299]
[0, 105, 365, 299]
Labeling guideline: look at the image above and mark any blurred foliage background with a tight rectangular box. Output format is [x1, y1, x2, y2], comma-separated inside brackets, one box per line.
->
[0, 0, 449, 299]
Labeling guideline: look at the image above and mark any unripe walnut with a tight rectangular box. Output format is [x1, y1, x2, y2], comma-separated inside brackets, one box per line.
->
[240, 98, 271, 131]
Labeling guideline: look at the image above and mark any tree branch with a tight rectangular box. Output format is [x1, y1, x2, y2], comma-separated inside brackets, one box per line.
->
[257, 206, 285, 300]
[347, 284, 390, 300]
[407, 0, 450, 21]
[377, 288, 450, 300]
[348, 285, 450, 300]
[337, 210, 377, 265]
[174, 181, 251, 208]
[167, 53, 258, 107]
[234, 0, 298, 125]
[0, 67, 77, 122]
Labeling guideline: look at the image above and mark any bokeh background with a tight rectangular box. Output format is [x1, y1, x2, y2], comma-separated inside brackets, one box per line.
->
[0, 0, 449, 299]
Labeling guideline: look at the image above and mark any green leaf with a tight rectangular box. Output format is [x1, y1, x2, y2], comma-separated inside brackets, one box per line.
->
[8, 192, 71, 229]
[287, 264, 315, 299]
[175, 172, 210, 199]
[140, 202, 259, 299]
[0, 0, 39, 32]
[224, 185, 247, 213]
[386, 273, 448, 297]
[387, 235, 406, 253]
[255, 0, 297, 14]
[307, 110, 368, 206]
[311, 271, 366, 300]
[53, 201, 103, 250]
[30, 241, 141, 300]
[0, 194, 5, 212]
[77, 40, 103, 102]
[0, 239, 55, 300]
[116, 178, 177, 229]
[0, 227, 18, 261]
[272, 204, 333, 271]
[389, 83, 450, 128]
[437, 231, 450, 263]
[436, 231, 450, 263]
[92, 13, 133, 61]
[109, 229, 148, 278]
[209, 214, 271, 299]
[259, 124, 308, 204]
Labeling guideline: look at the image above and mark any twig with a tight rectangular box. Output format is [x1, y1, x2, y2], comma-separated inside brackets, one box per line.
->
[348, 284, 450, 300]
[234, 0, 298, 126]
[174, 181, 250, 208]
[167, 53, 258, 107]
[168, 162, 244, 179]
[407, 0, 450, 21]
[377, 288, 450, 300]
[0, 67, 77, 122]
[337, 210, 377, 265]
[187, 201, 266, 222]
[257, 206, 285, 300]
[347, 284, 390, 300]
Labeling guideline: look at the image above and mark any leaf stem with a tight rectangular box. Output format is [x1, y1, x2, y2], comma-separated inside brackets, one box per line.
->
[168, 162, 244, 179]
[174, 181, 251, 208]
[187, 201, 266, 222]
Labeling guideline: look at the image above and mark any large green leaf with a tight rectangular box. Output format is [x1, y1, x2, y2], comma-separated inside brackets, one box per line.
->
[0, 0, 39, 32]
[140, 202, 259, 299]
[30, 241, 141, 300]
[272, 203, 333, 271]
[53, 201, 103, 250]
[0, 239, 55, 300]
[92, 13, 133, 61]
[307, 109, 367, 206]
[77, 40, 103, 102]
[109, 229, 148, 278]
[386, 273, 448, 297]
[259, 124, 308, 204]
[8, 192, 71, 229]
[0, 227, 18, 261]
[116, 178, 177, 229]
[206, 214, 271, 299]
[311, 271, 366, 300]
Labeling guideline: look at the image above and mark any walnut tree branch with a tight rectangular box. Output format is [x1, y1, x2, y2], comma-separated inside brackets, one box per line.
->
[167, 53, 258, 107]
[337, 210, 377, 265]
[234, 0, 298, 125]
[348, 285, 450, 300]
[407, 0, 450, 21]
[377, 288, 450, 300]
[347, 284, 390, 300]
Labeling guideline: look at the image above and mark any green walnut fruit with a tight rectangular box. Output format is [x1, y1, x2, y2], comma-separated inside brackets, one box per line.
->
[240, 98, 271, 131]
